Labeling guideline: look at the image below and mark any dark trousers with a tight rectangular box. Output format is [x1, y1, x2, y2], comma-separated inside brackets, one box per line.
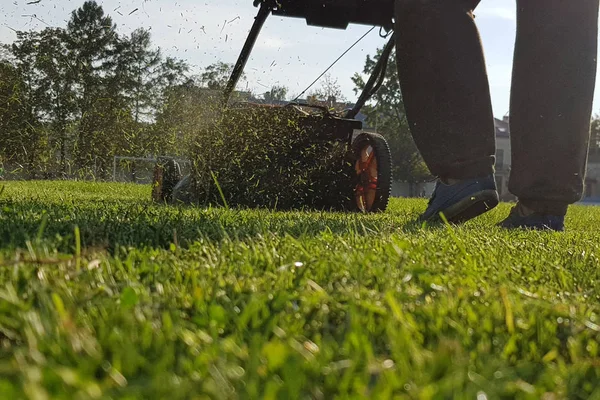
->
[394, 0, 599, 214]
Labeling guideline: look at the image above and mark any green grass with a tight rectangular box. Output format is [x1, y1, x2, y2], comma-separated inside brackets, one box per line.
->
[1, 180, 600, 399]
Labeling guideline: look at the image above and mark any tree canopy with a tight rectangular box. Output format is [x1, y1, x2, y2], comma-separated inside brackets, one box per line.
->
[0, 1, 190, 179]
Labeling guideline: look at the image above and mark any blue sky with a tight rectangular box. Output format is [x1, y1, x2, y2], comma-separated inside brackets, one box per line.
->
[1, 0, 599, 118]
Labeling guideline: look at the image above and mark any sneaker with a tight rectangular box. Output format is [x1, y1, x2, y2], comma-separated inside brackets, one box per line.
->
[420, 175, 499, 223]
[498, 203, 565, 231]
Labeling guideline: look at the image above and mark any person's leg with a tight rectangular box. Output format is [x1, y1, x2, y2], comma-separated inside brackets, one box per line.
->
[508, 0, 599, 217]
[394, 0, 498, 222]
[394, 0, 495, 180]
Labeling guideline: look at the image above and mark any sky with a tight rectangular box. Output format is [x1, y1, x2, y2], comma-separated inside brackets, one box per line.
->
[1, 0, 600, 118]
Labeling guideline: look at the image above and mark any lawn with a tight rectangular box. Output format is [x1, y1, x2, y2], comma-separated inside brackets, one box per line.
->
[1, 181, 600, 399]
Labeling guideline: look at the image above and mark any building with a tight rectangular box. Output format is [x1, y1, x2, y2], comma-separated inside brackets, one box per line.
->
[494, 115, 514, 201]
[585, 149, 600, 203]
[494, 116, 600, 204]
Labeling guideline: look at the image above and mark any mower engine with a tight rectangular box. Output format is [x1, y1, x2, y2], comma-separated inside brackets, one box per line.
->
[253, 0, 395, 30]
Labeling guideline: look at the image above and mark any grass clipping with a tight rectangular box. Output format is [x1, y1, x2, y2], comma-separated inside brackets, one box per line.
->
[180, 102, 356, 210]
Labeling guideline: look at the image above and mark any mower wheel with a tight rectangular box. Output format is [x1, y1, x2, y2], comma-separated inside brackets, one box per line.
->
[351, 132, 392, 212]
[151, 157, 182, 203]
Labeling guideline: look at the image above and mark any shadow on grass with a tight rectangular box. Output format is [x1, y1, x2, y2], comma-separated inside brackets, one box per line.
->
[0, 197, 424, 252]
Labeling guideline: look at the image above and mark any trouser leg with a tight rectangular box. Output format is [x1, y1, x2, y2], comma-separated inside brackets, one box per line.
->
[509, 0, 599, 215]
[394, 0, 495, 180]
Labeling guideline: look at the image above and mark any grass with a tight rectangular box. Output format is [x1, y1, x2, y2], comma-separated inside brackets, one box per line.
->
[1, 180, 600, 399]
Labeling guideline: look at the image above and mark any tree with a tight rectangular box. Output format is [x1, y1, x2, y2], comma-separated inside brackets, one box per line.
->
[140, 56, 188, 156]
[0, 45, 14, 64]
[157, 57, 189, 90]
[112, 28, 189, 164]
[309, 73, 345, 106]
[116, 28, 162, 123]
[66, 0, 117, 106]
[199, 62, 243, 90]
[263, 85, 288, 102]
[1, 1, 193, 179]
[120, 29, 188, 128]
[154, 79, 220, 157]
[0, 60, 30, 167]
[34, 27, 77, 173]
[66, 0, 119, 172]
[352, 48, 430, 185]
[8, 31, 44, 176]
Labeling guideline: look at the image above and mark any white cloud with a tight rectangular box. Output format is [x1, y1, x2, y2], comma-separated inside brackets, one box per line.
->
[256, 34, 288, 50]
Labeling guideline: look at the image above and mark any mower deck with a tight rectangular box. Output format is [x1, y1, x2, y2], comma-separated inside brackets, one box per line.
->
[228, 102, 362, 142]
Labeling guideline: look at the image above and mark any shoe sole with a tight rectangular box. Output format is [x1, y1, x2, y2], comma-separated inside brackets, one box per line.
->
[433, 190, 499, 224]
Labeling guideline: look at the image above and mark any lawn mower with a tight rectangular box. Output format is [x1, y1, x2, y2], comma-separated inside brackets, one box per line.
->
[152, 0, 397, 212]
